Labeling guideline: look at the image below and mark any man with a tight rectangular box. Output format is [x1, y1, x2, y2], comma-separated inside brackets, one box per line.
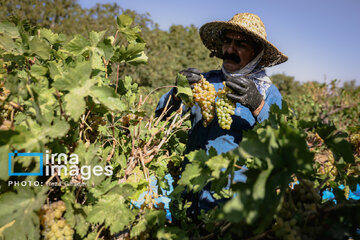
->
[156, 13, 288, 213]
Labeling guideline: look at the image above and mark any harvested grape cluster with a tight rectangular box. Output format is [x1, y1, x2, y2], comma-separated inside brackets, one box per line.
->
[215, 82, 236, 130]
[272, 180, 322, 240]
[39, 201, 74, 240]
[192, 78, 216, 127]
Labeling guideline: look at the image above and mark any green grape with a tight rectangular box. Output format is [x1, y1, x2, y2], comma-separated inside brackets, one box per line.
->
[40, 201, 74, 240]
[54, 209, 62, 219]
[350, 133, 360, 146]
[215, 82, 236, 130]
[57, 219, 66, 228]
[192, 78, 216, 127]
[46, 231, 55, 238]
[54, 229, 62, 238]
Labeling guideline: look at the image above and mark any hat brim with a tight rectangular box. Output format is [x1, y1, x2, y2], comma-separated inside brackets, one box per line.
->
[199, 21, 288, 67]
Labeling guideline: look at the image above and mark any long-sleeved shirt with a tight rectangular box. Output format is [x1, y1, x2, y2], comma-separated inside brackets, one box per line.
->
[155, 69, 282, 212]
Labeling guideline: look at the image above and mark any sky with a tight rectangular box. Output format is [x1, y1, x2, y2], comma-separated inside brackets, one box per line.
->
[78, 0, 360, 85]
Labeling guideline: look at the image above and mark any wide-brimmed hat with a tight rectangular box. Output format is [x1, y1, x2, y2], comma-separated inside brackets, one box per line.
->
[199, 13, 288, 67]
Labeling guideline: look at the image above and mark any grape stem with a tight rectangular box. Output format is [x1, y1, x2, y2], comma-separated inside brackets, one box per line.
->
[95, 225, 105, 240]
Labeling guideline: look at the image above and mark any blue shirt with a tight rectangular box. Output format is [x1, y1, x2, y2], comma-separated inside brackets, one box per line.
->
[155, 70, 282, 212]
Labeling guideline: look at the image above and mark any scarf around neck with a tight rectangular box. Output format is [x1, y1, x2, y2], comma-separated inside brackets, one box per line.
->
[221, 49, 272, 98]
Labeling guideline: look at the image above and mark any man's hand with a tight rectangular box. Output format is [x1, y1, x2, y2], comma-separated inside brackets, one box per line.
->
[177, 68, 202, 86]
[226, 77, 263, 114]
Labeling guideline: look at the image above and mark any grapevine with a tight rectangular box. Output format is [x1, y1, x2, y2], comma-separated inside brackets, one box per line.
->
[215, 81, 236, 130]
[192, 77, 216, 127]
[39, 201, 74, 240]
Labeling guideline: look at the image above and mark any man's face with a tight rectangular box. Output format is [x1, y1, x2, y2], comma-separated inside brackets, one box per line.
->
[221, 30, 256, 72]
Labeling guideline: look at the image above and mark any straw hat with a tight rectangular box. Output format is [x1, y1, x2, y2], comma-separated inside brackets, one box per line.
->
[199, 13, 288, 67]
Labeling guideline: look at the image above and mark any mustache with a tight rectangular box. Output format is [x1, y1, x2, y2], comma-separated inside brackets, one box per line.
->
[222, 52, 241, 63]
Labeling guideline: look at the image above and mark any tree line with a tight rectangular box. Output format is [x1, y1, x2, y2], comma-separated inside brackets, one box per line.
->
[1, 0, 357, 92]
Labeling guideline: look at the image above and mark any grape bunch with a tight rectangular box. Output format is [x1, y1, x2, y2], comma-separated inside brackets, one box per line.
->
[349, 133, 360, 156]
[39, 201, 74, 240]
[192, 78, 216, 127]
[317, 150, 337, 181]
[0, 84, 13, 130]
[215, 82, 236, 130]
[0, 84, 12, 117]
[272, 180, 322, 240]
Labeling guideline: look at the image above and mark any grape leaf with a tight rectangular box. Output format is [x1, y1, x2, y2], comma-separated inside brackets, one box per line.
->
[89, 31, 105, 46]
[0, 187, 48, 240]
[64, 34, 90, 55]
[64, 90, 86, 120]
[86, 193, 137, 234]
[53, 61, 92, 91]
[175, 73, 194, 107]
[0, 21, 20, 38]
[28, 37, 51, 59]
[90, 86, 125, 112]
[39, 28, 60, 44]
[130, 210, 166, 237]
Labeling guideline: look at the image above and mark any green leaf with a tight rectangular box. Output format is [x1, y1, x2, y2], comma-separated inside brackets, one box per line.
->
[131, 210, 166, 237]
[39, 28, 60, 44]
[62, 192, 90, 238]
[29, 64, 48, 80]
[64, 89, 85, 120]
[178, 163, 208, 192]
[0, 35, 19, 53]
[43, 118, 70, 138]
[48, 61, 63, 81]
[175, 73, 194, 107]
[66, 97, 85, 120]
[326, 133, 354, 164]
[89, 31, 105, 46]
[116, 14, 141, 41]
[116, 14, 134, 28]
[97, 38, 114, 61]
[156, 226, 189, 240]
[64, 34, 90, 55]
[28, 37, 51, 59]
[91, 48, 106, 71]
[86, 193, 136, 234]
[0, 21, 20, 38]
[127, 51, 148, 65]
[0, 187, 48, 240]
[90, 86, 125, 112]
[53, 61, 92, 91]
[206, 154, 231, 179]
[89, 178, 119, 198]
[114, 41, 146, 64]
